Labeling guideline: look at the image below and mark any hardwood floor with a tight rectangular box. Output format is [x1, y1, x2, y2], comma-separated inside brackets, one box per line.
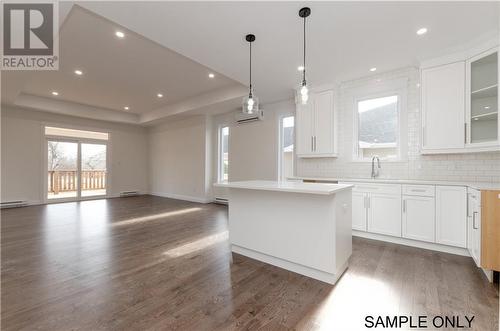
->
[2, 195, 498, 330]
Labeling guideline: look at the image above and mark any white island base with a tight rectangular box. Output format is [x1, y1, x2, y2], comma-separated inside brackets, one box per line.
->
[215, 180, 353, 285]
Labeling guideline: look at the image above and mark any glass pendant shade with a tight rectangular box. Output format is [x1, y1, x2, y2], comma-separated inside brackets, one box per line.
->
[299, 82, 309, 105]
[242, 93, 259, 114]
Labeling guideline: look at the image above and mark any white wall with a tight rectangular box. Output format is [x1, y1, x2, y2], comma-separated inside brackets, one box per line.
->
[1, 106, 149, 204]
[148, 115, 212, 203]
[212, 100, 295, 199]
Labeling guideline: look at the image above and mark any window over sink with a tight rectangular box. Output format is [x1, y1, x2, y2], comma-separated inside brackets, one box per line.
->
[355, 95, 400, 160]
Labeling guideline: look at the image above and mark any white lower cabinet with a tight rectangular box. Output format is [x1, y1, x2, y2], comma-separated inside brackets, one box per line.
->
[402, 195, 435, 243]
[368, 193, 402, 237]
[352, 192, 368, 231]
[343, 181, 468, 251]
[341, 182, 402, 237]
[467, 188, 481, 267]
[436, 186, 467, 248]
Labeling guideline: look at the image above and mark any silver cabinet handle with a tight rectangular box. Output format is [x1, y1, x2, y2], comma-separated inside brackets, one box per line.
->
[403, 199, 406, 213]
[367, 196, 370, 209]
[411, 189, 426, 192]
[311, 136, 314, 151]
[473, 211, 478, 230]
[364, 195, 367, 209]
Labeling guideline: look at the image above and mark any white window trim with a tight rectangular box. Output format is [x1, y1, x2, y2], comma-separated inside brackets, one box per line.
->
[277, 113, 295, 181]
[217, 125, 229, 183]
[351, 78, 408, 163]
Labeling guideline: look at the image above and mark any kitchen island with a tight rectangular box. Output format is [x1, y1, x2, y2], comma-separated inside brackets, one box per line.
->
[214, 180, 353, 284]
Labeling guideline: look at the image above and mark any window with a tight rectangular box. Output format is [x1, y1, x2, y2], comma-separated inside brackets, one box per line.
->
[218, 126, 229, 182]
[279, 116, 294, 180]
[356, 95, 399, 160]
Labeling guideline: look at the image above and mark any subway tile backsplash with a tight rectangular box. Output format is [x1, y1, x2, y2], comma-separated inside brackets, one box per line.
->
[296, 67, 500, 183]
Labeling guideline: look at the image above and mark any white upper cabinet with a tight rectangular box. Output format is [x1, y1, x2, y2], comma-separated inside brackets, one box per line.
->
[421, 62, 466, 151]
[420, 44, 500, 154]
[466, 49, 499, 147]
[296, 88, 336, 157]
[296, 100, 314, 156]
[313, 90, 335, 155]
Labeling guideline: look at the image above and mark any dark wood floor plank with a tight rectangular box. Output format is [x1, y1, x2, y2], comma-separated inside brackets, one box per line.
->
[2, 195, 498, 330]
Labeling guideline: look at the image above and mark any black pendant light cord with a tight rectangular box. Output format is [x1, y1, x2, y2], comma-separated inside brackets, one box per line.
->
[249, 40, 252, 96]
[302, 15, 306, 84]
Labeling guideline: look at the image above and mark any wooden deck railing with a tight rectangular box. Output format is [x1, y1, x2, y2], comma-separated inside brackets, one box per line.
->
[48, 170, 106, 194]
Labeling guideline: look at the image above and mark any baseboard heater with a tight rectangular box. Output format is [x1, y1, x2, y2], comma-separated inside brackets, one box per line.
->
[120, 191, 140, 197]
[214, 197, 228, 205]
[1, 200, 28, 209]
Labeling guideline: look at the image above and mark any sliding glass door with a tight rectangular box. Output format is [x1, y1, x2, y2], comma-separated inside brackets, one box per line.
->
[46, 140, 107, 201]
[81, 143, 107, 197]
[47, 140, 79, 200]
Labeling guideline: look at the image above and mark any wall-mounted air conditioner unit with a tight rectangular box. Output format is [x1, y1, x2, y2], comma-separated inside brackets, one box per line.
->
[235, 109, 263, 124]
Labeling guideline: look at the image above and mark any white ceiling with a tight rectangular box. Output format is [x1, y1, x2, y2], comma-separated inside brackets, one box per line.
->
[2, 5, 245, 119]
[76, 1, 499, 103]
[2, 1, 499, 124]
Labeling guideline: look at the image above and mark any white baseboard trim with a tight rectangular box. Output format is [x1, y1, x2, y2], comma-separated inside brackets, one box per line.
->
[353, 230, 470, 257]
[151, 191, 212, 204]
[232, 244, 348, 285]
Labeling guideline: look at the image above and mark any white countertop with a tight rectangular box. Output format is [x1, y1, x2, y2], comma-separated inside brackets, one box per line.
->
[289, 176, 500, 191]
[214, 180, 353, 195]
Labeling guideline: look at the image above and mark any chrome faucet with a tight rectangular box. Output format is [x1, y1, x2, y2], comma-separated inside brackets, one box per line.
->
[371, 156, 381, 179]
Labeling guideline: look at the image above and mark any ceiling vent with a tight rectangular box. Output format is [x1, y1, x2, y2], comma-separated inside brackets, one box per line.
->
[235, 109, 263, 124]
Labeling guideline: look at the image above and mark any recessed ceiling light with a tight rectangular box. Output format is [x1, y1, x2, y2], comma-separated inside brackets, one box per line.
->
[74, 69, 83, 76]
[297, 66, 305, 71]
[157, 93, 163, 98]
[474, 117, 479, 121]
[416, 27, 428, 36]
[484, 106, 491, 109]
[51, 91, 59, 96]
[124, 106, 129, 110]
[370, 67, 377, 72]
[115, 31, 125, 38]
[208, 73, 215, 78]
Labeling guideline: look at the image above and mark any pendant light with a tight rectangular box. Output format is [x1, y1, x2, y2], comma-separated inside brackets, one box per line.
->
[298, 7, 311, 105]
[242, 34, 258, 114]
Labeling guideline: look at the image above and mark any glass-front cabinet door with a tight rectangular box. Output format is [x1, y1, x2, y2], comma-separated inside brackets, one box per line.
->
[467, 48, 499, 146]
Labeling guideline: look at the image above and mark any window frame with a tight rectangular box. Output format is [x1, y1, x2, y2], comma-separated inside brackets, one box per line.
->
[217, 125, 229, 183]
[351, 78, 408, 162]
[278, 114, 295, 181]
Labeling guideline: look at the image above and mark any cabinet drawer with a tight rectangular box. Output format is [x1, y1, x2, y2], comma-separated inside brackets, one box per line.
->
[403, 185, 435, 197]
[342, 182, 401, 195]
